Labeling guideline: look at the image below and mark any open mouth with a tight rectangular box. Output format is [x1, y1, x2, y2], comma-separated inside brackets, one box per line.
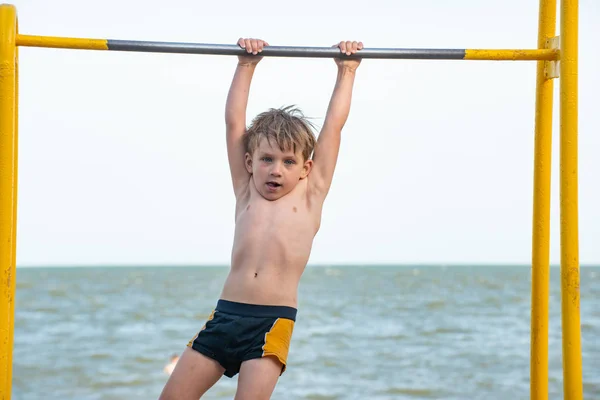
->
[266, 182, 281, 189]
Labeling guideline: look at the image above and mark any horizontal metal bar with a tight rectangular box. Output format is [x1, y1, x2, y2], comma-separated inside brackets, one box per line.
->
[16, 35, 560, 61]
[108, 40, 466, 59]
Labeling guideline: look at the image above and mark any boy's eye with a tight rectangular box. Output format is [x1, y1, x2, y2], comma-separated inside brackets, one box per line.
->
[284, 159, 296, 165]
[262, 157, 272, 162]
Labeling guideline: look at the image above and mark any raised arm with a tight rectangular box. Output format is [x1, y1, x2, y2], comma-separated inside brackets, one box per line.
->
[310, 41, 363, 195]
[225, 38, 269, 196]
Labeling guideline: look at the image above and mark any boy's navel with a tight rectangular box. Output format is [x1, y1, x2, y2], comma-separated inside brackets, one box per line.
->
[254, 272, 258, 278]
[293, 207, 297, 213]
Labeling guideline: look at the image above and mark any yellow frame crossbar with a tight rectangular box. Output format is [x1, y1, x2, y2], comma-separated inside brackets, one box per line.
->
[0, 2, 583, 399]
[463, 49, 558, 60]
[16, 35, 108, 50]
[16, 34, 559, 61]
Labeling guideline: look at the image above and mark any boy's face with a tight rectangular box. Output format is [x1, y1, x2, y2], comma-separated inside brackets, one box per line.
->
[245, 137, 312, 201]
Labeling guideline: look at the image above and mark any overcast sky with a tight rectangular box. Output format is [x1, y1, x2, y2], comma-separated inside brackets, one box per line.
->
[11, 0, 599, 266]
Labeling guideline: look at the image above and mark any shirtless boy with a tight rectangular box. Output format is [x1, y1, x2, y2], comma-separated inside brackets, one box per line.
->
[159, 37, 363, 400]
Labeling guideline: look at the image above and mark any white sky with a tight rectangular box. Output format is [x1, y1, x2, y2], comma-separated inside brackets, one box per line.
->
[11, 0, 600, 266]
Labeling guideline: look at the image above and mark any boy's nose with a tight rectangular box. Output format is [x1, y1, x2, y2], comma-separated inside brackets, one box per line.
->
[270, 165, 282, 177]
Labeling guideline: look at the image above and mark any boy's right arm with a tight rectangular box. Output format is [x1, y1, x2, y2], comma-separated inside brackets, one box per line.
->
[225, 38, 268, 196]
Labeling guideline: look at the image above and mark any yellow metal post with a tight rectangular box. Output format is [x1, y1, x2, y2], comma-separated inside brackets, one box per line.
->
[560, 0, 583, 398]
[531, 0, 556, 399]
[9, 15, 18, 400]
[0, 4, 17, 400]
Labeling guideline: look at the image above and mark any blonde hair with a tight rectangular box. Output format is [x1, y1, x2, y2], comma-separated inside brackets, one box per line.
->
[244, 106, 317, 161]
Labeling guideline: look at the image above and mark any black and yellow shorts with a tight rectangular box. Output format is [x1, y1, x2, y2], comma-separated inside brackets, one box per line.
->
[187, 299, 296, 378]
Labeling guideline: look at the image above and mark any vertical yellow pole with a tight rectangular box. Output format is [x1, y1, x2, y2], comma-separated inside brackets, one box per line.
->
[8, 16, 18, 400]
[560, 0, 583, 398]
[531, 0, 556, 399]
[0, 4, 17, 400]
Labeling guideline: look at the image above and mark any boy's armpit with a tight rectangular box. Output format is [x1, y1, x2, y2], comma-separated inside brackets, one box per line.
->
[232, 176, 251, 201]
[226, 125, 251, 193]
[308, 132, 342, 196]
[306, 171, 333, 200]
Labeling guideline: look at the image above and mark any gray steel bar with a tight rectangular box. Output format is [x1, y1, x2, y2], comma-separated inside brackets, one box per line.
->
[107, 40, 466, 59]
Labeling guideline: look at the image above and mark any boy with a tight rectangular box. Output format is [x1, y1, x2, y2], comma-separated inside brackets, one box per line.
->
[159, 37, 363, 400]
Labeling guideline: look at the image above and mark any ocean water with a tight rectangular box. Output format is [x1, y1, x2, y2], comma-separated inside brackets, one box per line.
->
[10, 265, 600, 400]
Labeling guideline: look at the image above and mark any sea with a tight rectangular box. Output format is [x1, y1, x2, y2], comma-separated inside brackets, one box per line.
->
[10, 265, 600, 400]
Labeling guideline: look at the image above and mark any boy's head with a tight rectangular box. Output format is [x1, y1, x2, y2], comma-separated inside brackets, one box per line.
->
[244, 106, 317, 200]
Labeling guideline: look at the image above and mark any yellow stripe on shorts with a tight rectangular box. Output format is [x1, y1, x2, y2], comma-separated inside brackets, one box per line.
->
[262, 318, 294, 366]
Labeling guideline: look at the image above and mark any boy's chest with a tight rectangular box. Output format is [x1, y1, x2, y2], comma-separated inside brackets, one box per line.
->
[236, 180, 320, 231]
[237, 193, 318, 234]
[245, 197, 308, 223]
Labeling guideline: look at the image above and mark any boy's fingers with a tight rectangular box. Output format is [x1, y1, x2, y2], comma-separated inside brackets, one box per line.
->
[346, 41, 353, 55]
[339, 41, 346, 54]
[351, 41, 358, 53]
[358, 41, 364, 50]
[250, 39, 259, 54]
[244, 38, 253, 53]
[238, 38, 245, 48]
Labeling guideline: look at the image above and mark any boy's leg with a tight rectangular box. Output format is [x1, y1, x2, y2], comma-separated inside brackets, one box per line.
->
[234, 357, 283, 400]
[159, 347, 225, 400]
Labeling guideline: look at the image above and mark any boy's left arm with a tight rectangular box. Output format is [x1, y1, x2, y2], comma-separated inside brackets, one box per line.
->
[310, 41, 363, 196]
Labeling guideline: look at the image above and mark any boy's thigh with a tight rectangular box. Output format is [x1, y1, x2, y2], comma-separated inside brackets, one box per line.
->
[159, 347, 225, 400]
[234, 357, 283, 400]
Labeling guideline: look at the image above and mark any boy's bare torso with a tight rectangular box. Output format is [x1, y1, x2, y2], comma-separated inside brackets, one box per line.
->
[220, 177, 322, 308]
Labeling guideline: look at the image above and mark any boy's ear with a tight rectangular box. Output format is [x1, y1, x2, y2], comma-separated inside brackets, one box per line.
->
[300, 159, 313, 179]
[245, 153, 253, 174]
